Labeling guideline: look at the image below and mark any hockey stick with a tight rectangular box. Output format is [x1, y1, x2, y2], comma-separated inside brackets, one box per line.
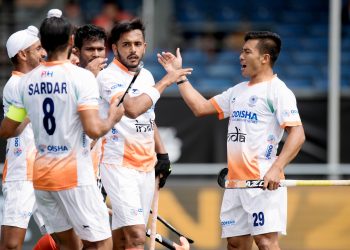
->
[146, 229, 176, 250]
[217, 168, 350, 189]
[149, 210, 194, 244]
[150, 177, 160, 250]
[117, 61, 144, 106]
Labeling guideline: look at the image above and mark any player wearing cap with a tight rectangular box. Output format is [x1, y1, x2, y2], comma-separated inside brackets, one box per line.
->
[0, 9, 125, 249]
[0, 25, 47, 250]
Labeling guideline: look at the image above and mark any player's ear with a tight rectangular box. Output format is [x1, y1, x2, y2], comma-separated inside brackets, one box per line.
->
[261, 53, 270, 65]
[17, 50, 27, 61]
[112, 43, 118, 57]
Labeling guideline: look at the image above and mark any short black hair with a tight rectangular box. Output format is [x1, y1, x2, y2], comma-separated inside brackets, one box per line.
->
[40, 15, 73, 54]
[109, 18, 145, 46]
[74, 24, 107, 49]
[244, 31, 281, 66]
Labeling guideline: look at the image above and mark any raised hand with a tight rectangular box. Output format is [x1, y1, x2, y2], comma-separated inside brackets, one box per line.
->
[158, 48, 182, 72]
[159, 67, 192, 87]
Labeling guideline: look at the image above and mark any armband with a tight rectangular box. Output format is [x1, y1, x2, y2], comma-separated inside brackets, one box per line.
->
[143, 87, 160, 105]
[6, 105, 27, 122]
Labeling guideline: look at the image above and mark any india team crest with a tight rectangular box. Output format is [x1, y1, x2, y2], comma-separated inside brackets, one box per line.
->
[248, 95, 258, 107]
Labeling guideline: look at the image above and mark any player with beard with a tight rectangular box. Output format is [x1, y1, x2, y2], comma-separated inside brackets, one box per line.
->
[96, 18, 192, 249]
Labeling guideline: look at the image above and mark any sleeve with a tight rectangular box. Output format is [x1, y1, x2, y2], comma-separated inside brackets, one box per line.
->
[275, 86, 302, 128]
[4, 76, 27, 122]
[76, 70, 99, 111]
[210, 87, 234, 120]
[97, 71, 125, 105]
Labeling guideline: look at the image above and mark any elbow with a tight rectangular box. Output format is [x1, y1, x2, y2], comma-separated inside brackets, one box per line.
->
[193, 109, 206, 118]
[124, 110, 139, 119]
[84, 128, 101, 140]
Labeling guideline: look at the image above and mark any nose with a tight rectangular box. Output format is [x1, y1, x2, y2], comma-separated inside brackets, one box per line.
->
[41, 48, 47, 58]
[93, 49, 100, 57]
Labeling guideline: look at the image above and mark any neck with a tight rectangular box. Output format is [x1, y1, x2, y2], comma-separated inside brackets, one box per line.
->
[14, 63, 32, 74]
[47, 47, 70, 62]
[249, 68, 274, 84]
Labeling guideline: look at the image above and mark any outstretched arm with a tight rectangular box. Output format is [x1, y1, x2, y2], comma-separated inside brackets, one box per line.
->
[123, 67, 193, 119]
[158, 48, 217, 117]
[263, 125, 305, 190]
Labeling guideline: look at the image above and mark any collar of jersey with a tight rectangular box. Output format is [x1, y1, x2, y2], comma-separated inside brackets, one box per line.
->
[42, 60, 70, 66]
[113, 58, 133, 75]
[12, 71, 24, 76]
[248, 74, 277, 86]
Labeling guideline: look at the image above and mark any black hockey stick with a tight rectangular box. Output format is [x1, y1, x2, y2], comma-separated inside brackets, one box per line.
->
[146, 228, 176, 250]
[150, 210, 194, 244]
[117, 61, 144, 106]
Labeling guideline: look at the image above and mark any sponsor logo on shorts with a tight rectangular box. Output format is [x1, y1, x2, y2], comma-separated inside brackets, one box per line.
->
[227, 127, 246, 143]
[19, 211, 33, 218]
[221, 220, 236, 227]
[130, 208, 143, 216]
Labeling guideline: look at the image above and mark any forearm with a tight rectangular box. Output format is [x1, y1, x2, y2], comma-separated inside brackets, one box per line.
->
[178, 80, 216, 117]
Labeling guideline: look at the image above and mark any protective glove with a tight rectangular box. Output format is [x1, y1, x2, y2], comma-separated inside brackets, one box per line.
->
[155, 153, 172, 188]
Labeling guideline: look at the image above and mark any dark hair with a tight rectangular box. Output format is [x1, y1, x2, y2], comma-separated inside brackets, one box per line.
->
[109, 18, 145, 46]
[40, 15, 73, 54]
[244, 31, 281, 66]
[74, 24, 107, 49]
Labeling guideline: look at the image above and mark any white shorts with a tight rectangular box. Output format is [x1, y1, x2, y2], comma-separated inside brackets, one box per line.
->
[100, 164, 155, 230]
[35, 185, 111, 242]
[220, 187, 287, 238]
[1, 180, 41, 229]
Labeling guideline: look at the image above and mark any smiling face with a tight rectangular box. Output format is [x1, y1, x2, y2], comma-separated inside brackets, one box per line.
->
[112, 29, 146, 71]
[24, 40, 47, 69]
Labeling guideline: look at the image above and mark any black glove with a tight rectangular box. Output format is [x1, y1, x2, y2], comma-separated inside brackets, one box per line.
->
[155, 153, 171, 188]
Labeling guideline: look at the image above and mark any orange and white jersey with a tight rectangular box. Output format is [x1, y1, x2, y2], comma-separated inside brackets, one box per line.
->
[13, 60, 100, 191]
[210, 75, 302, 180]
[2, 71, 36, 182]
[97, 59, 157, 172]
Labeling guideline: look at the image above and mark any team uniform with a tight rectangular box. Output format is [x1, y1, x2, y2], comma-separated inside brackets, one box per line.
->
[210, 75, 302, 237]
[10, 60, 110, 241]
[97, 59, 157, 230]
[1, 71, 45, 232]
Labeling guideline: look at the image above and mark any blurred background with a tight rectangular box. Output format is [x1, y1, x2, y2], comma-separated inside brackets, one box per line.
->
[1, 0, 350, 249]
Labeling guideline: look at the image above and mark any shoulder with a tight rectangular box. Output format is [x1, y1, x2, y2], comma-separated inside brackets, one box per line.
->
[272, 76, 295, 96]
[97, 63, 122, 82]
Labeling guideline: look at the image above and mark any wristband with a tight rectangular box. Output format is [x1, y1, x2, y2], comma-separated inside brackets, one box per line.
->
[177, 79, 188, 85]
[143, 87, 160, 105]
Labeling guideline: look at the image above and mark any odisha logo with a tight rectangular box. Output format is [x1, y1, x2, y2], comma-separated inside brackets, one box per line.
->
[38, 144, 46, 153]
[13, 148, 22, 156]
[248, 95, 258, 106]
[231, 110, 258, 122]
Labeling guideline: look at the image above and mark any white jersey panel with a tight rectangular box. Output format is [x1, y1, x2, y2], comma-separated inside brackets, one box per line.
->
[211, 76, 302, 180]
[97, 59, 157, 171]
[14, 61, 99, 191]
[2, 72, 36, 182]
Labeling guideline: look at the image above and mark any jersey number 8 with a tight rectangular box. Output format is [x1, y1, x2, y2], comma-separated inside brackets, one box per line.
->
[42, 97, 56, 135]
